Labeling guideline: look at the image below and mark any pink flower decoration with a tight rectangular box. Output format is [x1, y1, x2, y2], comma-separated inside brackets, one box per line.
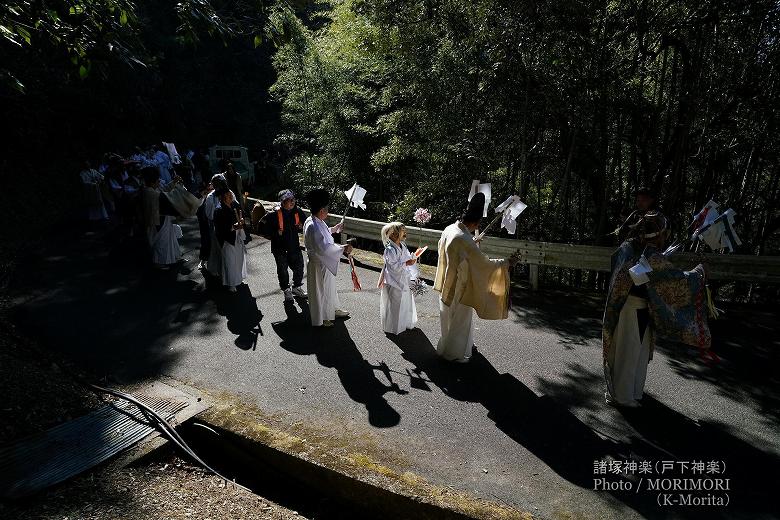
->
[413, 207, 432, 225]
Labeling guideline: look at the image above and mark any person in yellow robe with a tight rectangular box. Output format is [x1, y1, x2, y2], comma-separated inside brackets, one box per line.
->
[433, 193, 520, 362]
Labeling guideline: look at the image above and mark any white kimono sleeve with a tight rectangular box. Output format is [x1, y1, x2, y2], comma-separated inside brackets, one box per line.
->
[304, 218, 344, 276]
[383, 243, 416, 291]
[203, 192, 217, 221]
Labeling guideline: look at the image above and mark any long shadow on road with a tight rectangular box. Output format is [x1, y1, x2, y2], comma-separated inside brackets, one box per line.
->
[10, 221, 779, 518]
[271, 303, 404, 428]
[208, 276, 264, 351]
[388, 328, 779, 519]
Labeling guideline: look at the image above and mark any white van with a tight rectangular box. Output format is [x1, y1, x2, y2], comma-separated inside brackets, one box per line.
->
[208, 145, 255, 186]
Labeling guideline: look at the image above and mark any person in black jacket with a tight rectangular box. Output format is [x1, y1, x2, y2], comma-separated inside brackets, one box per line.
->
[264, 189, 307, 301]
[213, 189, 247, 292]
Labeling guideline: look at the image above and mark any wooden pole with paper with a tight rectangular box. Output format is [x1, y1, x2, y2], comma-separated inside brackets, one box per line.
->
[340, 187, 356, 228]
[474, 212, 504, 242]
[341, 183, 365, 291]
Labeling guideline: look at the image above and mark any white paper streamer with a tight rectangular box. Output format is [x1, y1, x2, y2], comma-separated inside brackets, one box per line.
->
[494, 195, 528, 235]
[468, 180, 492, 217]
[344, 183, 367, 210]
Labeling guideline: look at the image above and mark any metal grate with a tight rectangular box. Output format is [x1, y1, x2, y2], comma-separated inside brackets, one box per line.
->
[0, 394, 187, 499]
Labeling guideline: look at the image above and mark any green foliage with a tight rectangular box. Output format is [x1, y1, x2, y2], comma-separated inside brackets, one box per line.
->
[270, 0, 780, 256]
[1, 0, 279, 275]
[0, 0, 269, 90]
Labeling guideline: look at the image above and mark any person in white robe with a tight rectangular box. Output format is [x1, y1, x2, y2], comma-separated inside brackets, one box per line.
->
[303, 189, 352, 327]
[378, 222, 420, 335]
[140, 167, 183, 267]
[213, 189, 248, 292]
[201, 174, 236, 275]
[433, 193, 520, 362]
[80, 162, 109, 221]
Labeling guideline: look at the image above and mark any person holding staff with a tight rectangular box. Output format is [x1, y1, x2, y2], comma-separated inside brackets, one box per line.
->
[303, 189, 351, 327]
[603, 211, 711, 407]
[434, 193, 521, 362]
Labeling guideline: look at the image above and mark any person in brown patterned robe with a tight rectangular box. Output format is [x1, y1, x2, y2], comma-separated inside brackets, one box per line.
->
[603, 211, 711, 408]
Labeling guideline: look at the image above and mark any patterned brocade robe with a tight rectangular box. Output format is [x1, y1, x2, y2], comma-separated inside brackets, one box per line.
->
[602, 241, 712, 370]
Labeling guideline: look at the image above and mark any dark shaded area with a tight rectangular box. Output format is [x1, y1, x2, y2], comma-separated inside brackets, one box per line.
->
[388, 329, 780, 519]
[6, 211, 778, 519]
[509, 288, 605, 348]
[178, 421, 473, 520]
[510, 285, 780, 432]
[8, 221, 218, 383]
[180, 421, 361, 519]
[210, 279, 264, 351]
[272, 305, 404, 428]
[5, 3, 279, 161]
[658, 305, 780, 428]
[1, 2, 281, 290]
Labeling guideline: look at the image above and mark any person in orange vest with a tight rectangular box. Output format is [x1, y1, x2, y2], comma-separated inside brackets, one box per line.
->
[264, 189, 307, 301]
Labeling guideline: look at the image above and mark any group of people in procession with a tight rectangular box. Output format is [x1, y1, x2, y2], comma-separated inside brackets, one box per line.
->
[81, 146, 715, 409]
[78, 144, 249, 275]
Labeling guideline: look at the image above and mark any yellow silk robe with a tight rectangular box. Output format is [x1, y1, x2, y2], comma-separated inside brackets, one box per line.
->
[433, 221, 511, 320]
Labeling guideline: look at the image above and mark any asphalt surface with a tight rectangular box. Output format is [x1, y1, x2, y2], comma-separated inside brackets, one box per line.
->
[10, 218, 780, 520]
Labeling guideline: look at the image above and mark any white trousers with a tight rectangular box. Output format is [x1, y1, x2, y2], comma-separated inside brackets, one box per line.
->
[148, 216, 181, 265]
[437, 299, 475, 361]
[307, 261, 340, 326]
[609, 295, 651, 404]
[221, 230, 247, 288]
[380, 285, 417, 334]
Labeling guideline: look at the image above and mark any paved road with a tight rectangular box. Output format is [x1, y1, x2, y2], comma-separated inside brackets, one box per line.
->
[10, 219, 780, 520]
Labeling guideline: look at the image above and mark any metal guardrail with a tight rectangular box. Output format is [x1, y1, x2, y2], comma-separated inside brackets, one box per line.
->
[250, 198, 780, 286]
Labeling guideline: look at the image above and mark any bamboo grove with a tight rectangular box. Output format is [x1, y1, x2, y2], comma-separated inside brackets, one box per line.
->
[269, 0, 780, 257]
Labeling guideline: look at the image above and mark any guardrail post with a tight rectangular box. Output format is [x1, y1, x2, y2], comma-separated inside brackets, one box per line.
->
[340, 232, 348, 245]
[529, 264, 540, 291]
